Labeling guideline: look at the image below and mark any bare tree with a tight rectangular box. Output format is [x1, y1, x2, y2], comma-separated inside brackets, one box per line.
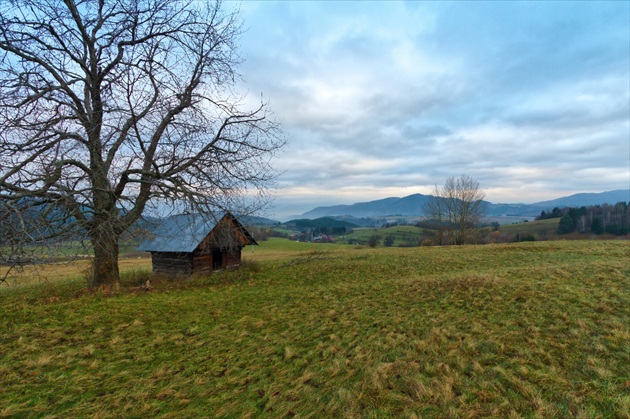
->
[0, 0, 285, 290]
[424, 175, 487, 245]
[424, 185, 447, 245]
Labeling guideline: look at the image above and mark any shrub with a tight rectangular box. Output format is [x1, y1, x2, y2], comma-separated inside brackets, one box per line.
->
[368, 235, 380, 247]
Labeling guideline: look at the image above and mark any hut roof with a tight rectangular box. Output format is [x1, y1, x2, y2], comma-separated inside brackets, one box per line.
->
[137, 212, 257, 253]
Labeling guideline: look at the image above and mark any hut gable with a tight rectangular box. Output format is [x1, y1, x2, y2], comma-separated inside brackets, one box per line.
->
[137, 212, 257, 277]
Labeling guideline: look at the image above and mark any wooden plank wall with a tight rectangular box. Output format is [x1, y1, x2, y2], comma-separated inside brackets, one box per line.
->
[151, 252, 193, 277]
[150, 247, 243, 278]
[192, 253, 212, 275]
[225, 250, 241, 268]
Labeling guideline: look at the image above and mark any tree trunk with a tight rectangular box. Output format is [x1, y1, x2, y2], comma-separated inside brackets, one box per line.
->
[90, 230, 120, 291]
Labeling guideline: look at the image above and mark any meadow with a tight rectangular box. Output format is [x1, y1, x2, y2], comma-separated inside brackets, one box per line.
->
[1, 239, 628, 417]
[498, 218, 561, 241]
[345, 225, 428, 246]
[337, 218, 562, 246]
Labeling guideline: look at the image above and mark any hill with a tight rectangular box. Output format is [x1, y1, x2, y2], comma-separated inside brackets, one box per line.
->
[527, 189, 630, 209]
[283, 217, 358, 230]
[302, 194, 432, 219]
[299, 190, 630, 219]
[498, 218, 561, 240]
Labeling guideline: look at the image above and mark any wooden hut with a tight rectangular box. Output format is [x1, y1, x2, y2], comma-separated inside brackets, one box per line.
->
[137, 212, 257, 277]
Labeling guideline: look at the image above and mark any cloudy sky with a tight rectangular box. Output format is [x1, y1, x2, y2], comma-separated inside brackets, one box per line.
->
[230, 1, 629, 219]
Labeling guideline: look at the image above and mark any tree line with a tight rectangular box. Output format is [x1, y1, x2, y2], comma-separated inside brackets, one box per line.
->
[537, 203, 629, 235]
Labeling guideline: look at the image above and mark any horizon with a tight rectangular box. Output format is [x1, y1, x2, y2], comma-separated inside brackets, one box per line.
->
[268, 188, 630, 221]
[231, 1, 629, 221]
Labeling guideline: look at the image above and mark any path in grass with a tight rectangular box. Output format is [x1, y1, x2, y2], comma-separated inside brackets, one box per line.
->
[1, 240, 628, 416]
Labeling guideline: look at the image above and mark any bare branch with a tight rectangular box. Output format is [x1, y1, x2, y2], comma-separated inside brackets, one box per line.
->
[0, 0, 285, 288]
[424, 175, 487, 245]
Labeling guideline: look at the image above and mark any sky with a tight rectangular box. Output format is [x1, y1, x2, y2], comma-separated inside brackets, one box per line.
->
[229, 1, 629, 219]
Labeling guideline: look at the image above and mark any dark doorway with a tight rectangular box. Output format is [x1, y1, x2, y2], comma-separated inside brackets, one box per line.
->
[212, 249, 223, 271]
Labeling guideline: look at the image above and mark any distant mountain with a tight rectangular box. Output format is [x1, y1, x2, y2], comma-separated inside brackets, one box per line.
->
[302, 194, 432, 218]
[299, 190, 630, 219]
[238, 215, 280, 226]
[485, 203, 538, 217]
[527, 190, 630, 209]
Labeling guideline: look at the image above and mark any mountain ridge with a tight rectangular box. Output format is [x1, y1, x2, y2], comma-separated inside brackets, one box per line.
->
[300, 189, 630, 219]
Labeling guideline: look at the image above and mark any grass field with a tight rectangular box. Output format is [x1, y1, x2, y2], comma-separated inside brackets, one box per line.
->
[1, 239, 629, 417]
[498, 218, 560, 240]
[346, 225, 427, 246]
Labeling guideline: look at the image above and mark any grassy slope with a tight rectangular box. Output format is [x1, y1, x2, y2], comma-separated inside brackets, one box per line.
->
[499, 218, 560, 239]
[0, 257, 151, 287]
[347, 225, 426, 246]
[1, 239, 629, 417]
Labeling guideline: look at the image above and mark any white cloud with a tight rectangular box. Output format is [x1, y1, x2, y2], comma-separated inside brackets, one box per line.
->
[233, 1, 629, 217]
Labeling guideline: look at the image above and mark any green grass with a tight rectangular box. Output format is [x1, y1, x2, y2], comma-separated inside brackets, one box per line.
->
[499, 218, 560, 240]
[1, 240, 629, 416]
[347, 225, 427, 246]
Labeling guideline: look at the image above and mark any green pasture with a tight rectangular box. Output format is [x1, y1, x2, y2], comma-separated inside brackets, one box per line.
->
[498, 218, 560, 240]
[1, 239, 629, 417]
[346, 225, 427, 246]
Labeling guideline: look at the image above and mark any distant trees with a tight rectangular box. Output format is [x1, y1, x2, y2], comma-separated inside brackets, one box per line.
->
[368, 235, 380, 248]
[245, 227, 272, 242]
[538, 207, 564, 220]
[590, 218, 604, 235]
[536, 202, 629, 236]
[424, 175, 487, 245]
[557, 213, 578, 234]
[556, 203, 629, 236]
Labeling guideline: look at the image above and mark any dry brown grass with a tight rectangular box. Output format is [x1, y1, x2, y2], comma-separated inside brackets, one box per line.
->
[0, 239, 628, 417]
[1, 257, 151, 287]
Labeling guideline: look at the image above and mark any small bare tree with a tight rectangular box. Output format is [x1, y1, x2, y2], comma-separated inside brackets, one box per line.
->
[424, 175, 487, 245]
[0, 0, 285, 290]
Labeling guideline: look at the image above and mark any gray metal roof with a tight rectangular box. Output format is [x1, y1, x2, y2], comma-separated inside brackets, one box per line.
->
[137, 212, 227, 253]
